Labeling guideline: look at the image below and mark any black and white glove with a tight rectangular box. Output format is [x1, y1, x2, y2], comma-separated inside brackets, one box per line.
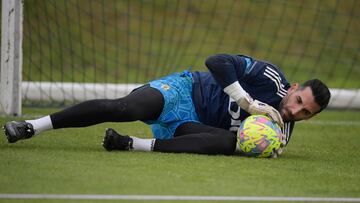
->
[224, 81, 284, 128]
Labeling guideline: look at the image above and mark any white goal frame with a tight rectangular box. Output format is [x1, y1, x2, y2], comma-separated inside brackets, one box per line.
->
[1, 0, 23, 116]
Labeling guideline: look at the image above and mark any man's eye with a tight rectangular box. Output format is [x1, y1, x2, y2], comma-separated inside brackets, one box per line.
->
[297, 96, 302, 104]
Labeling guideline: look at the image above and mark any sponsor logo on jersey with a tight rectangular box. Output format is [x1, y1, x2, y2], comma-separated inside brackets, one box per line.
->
[161, 84, 171, 91]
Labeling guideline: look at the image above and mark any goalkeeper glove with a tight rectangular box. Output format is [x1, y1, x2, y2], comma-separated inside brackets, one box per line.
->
[224, 81, 284, 128]
[270, 133, 287, 158]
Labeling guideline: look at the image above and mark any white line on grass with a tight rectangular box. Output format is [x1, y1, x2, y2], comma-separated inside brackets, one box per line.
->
[0, 194, 360, 202]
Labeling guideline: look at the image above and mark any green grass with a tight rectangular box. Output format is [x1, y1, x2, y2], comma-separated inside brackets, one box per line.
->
[0, 108, 360, 203]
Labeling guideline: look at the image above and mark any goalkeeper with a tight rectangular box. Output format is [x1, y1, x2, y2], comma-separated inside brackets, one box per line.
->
[3, 54, 331, 156]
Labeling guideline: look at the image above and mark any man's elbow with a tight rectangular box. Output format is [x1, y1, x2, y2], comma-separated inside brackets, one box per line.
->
[205, 54, 227, 70]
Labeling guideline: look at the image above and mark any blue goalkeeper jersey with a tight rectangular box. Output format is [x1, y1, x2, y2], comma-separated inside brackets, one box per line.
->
[191, 54, 295, 145]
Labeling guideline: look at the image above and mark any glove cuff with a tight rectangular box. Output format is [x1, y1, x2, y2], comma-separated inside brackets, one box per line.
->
[223, 81, 253, 110]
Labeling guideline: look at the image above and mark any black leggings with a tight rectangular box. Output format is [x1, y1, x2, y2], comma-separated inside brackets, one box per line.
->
[50, 85, 164, 128]
[50, 85, 237, 155]
[154, 122, 237, 155]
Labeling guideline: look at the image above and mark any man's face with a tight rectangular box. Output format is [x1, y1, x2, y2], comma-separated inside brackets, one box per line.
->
[279, 83, 321, 122]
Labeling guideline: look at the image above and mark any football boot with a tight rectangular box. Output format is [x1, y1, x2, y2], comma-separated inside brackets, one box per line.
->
[3, 121, 35, 143]
[102, 128, 133, 151]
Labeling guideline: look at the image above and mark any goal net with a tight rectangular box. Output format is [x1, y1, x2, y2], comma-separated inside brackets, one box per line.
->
[1, 0, 360, 114]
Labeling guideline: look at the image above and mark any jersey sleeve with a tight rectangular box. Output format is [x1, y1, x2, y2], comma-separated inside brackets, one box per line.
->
[205, 54, 251, 89]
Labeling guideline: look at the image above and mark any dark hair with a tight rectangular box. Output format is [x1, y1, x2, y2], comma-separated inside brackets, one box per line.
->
[302, 79, 331, 113]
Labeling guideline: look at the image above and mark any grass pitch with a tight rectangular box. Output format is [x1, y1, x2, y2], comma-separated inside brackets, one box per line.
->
[0, 108, 360, 202]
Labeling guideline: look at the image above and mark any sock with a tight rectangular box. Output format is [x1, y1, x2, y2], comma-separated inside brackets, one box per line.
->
[26, 115, 54, 135]
[131, 136, 155, 151]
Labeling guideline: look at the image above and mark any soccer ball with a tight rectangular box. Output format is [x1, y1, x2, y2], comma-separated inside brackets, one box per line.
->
[237, 115, 282, 158]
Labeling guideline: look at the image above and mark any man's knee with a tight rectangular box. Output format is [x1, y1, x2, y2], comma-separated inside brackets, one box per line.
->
[111, 98, 143, 121]
[111, 87, 164, 121]
[218, 132, 237, 155]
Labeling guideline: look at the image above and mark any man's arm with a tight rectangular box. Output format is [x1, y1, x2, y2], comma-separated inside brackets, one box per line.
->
[205, 54, 284, 128]
[205, 54, 243, 88]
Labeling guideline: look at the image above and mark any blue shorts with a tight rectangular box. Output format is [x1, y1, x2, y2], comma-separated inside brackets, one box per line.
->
[145, 70, 200, 139]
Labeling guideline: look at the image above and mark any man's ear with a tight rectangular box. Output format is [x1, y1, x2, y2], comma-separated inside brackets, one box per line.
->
[288, 83, 299, 93]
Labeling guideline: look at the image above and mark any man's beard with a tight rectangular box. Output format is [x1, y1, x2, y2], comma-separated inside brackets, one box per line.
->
[278, 95, 293, 122]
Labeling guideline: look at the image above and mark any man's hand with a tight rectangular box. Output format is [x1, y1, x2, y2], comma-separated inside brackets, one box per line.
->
[247, 99, 284, 128]
[223, 81, 284, 128]
[270, 133, 287, 158]
[237, 93, 284, 128]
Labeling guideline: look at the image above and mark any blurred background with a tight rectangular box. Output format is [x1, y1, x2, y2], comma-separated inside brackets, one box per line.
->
[5, 0, 360, 108]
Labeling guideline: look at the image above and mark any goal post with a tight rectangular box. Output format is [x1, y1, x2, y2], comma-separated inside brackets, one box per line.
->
[0, 0, 23, 116]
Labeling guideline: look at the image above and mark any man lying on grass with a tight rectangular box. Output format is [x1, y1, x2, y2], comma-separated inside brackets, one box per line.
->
[4, 54, 331, 157]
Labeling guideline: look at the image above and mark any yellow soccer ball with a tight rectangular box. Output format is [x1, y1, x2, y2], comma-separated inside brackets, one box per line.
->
[237, 115, 283, 158]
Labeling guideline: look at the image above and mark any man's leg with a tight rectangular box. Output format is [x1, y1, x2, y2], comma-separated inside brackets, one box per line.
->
[153, 122, 237, 155]
[4, 85, 164, 143]
[50, 85, 163, 128]
[104, 122, 237, 155]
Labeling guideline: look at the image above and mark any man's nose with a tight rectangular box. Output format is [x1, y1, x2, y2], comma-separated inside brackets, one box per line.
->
[291, 106, 301, 116]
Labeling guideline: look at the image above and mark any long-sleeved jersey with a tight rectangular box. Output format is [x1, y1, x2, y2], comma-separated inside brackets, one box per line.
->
[191, 54, 295, 145]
